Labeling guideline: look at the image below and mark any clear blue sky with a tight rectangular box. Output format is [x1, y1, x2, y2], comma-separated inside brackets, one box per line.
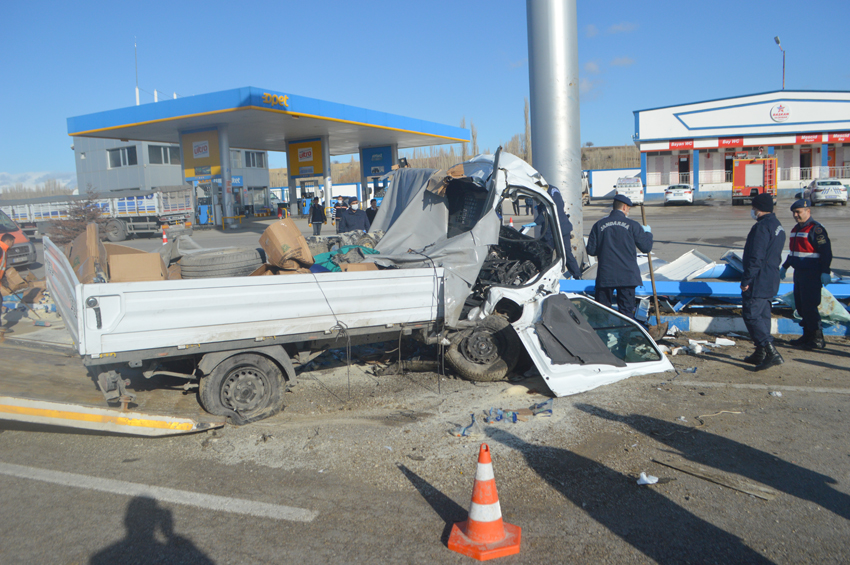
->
[1, 0, 847, 190]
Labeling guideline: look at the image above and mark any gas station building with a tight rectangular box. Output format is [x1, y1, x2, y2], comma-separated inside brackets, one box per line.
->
[67, 86, 469, 225]
[633, 90, 850, 200]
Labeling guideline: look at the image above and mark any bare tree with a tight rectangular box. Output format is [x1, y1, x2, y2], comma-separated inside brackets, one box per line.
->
[471, 123, 479, 157]
[460, 117, 468, 162]
[523, 98, 532, 165]
[0, 180, 73, 200]
[46, 187, 109, 246]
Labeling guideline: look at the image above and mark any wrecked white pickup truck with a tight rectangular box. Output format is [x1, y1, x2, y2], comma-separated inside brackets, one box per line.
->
[45, 150, 671, 424]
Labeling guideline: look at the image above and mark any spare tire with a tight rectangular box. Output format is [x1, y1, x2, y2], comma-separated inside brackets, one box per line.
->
[180, 248, 263, 279]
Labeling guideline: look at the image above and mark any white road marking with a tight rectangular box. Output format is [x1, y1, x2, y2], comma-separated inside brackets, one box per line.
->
[669, 381, 850, 395]
[0, 462, 318, 522]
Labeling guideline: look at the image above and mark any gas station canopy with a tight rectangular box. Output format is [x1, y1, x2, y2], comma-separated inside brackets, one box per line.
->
[66, 86, 469, 154]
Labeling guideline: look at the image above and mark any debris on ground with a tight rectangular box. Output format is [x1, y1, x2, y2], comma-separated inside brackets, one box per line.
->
[637, 472, 659, 485]
[653, 458, 779, 501]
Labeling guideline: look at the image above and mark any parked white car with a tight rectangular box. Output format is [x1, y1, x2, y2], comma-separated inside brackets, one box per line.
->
[615, 177, 644, 205]
[664, 184, 694, 205]
[803, 179, 848, 206]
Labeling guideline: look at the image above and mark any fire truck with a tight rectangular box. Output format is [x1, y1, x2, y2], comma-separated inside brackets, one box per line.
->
[731, 156, 777, 206]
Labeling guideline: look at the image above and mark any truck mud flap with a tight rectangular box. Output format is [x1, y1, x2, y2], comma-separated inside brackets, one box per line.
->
[0, 396, 224, 437]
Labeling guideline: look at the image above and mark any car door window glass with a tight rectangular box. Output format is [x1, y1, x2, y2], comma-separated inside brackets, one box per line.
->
[570, 297, 662, 363]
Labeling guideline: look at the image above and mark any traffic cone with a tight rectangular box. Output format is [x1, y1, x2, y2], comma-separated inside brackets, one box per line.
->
[509, 217, 514, 229]
[277, 208, 282, 219]
[448, 443, 521, 561]
[161, 226, 168, 246]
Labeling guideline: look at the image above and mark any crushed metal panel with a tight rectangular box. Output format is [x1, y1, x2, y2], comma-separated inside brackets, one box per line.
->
[648, 249, 716, 282]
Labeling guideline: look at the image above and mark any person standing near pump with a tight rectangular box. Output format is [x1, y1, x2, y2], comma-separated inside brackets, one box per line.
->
[337, 197, 370, 233]
[307, 197, 326, 236]
[740, 193, 786, 370]
[585, 194, 653, 319]
[780, 199, 832, 349]
[366, 199, 379, 225]
[333, 196, 346, 233]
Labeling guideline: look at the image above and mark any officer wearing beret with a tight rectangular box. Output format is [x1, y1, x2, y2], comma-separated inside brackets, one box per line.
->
[586, 194, 653, 319]
[781, 199, 833, 349]
[741, 193, 786, 370]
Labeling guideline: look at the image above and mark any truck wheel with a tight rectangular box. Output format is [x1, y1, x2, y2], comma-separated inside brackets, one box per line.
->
[199, 354, 284, 425]
[180, 248, 263, 279]
[446, 315, 520, 382]
[105, 220, 126, 242]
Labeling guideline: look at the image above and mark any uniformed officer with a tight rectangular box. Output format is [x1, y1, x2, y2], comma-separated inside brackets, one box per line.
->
[538, 186, 581, 279]
[780, 199, 833, 349]
[740, 193, 786, 370]
[586, 194, 652, 319]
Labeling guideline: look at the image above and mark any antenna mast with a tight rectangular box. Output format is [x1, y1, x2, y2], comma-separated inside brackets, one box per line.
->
[134, 38, 139, 105]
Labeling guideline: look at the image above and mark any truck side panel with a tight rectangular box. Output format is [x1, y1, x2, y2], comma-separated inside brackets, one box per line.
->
[44, 237, 84, 352]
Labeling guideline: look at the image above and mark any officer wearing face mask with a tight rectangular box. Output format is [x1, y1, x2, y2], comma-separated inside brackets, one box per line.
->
[336, 197, 371, 233]
[740, 193, 786, 371]
[586, 194, 653, 319]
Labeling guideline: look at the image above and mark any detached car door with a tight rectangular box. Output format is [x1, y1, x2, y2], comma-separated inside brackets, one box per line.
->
[514, 293, 673, 396]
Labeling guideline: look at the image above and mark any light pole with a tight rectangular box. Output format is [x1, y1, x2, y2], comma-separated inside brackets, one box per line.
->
[774, 36, 785, 90]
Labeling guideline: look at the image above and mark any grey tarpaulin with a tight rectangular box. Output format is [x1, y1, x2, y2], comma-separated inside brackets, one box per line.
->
[369, 152, 549, 326]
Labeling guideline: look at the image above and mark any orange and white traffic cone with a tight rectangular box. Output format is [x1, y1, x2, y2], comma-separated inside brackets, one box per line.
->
[162, 226, 168, 246]
[448, 443, 521, 561]
[277, 208, 282, 219]
[508, 217, 515, 229]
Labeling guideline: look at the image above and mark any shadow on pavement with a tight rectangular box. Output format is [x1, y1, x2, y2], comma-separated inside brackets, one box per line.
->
[397, 463, 467, 547]
[575, 403, 850, 522]
[485, 427, 773, 564]
[90, 496, 214, 565]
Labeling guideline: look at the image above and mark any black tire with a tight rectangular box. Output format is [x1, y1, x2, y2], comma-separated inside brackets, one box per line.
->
[105, 220, 126, 242]
[180, 248, 263, 279]
[446, 315, 521, 382]
[842, 201, 847, 206]
[199, 354, 284, 425]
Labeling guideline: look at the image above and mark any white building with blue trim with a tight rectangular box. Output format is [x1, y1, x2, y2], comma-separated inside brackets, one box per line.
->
[634, 90, 850, 200]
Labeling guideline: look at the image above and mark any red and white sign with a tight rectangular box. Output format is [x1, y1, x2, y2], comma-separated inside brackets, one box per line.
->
[298, 148, 313, 162]
[828, 132, 850, 143]
[669, 139, 694, 150]
[797, 134, 822, 144]
[719, 137, 744, 148]
[192, 140, 210, 160]
[770, 104, 790, 122]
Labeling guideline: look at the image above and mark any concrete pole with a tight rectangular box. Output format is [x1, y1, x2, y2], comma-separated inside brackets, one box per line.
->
[526, 0, 585, 263]
[218, 125, 235, 225]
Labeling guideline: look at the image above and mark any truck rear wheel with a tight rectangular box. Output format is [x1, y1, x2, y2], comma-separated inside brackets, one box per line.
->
[199, 354, 284, 425]
[105, 220, 127, 242]
[446, 315, 520, 382]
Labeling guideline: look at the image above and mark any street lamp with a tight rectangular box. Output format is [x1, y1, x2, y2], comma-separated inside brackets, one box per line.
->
[774, 36, 785, 90]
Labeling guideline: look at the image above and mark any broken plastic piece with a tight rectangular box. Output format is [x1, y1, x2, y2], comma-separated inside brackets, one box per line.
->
[682, 367, 697, 373]
[666, 325, 680, 337]
[531, 398, 553, 417]
[714, 338, 735, 346]
[455, 413, 477, 437]
[637, 472, 659, 485]
[769, 391, 783, 397]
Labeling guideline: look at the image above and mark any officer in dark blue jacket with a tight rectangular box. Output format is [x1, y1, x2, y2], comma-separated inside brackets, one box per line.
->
[537, 186, 581, 279]
[780, 198, 832, 350]
[740, 193, 786, 370]
[337, 197, 371, 233]
[586, 195, 653, 319]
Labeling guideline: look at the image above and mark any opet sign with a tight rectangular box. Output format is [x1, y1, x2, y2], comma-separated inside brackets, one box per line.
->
[193, 140, 210, 159]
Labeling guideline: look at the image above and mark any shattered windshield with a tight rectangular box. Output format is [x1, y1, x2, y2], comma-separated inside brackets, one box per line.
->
[570, 297, 662, 363]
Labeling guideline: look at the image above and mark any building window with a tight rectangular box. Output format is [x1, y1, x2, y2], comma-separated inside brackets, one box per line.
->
[108, 146, 138, 168]
[245, 151, 265, 168]
[230, 149, 242, 169]
[148, 145, 181, 165]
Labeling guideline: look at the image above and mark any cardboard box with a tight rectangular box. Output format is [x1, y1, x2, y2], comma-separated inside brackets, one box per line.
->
[103, 243, 168, 282]
[250, 264, 312, 276]
[66, 224, 108, 284]
[259, 219, 314, 267]
[340, 263, 379, 272]
[167, 264, 182, 281]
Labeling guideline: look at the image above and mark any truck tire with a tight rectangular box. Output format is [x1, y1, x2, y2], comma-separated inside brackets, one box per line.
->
[105, 220, 127, 242]
[199, 353, 284, 425]
[446, 315, 520, 382]
[180, 248, 263, 279]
